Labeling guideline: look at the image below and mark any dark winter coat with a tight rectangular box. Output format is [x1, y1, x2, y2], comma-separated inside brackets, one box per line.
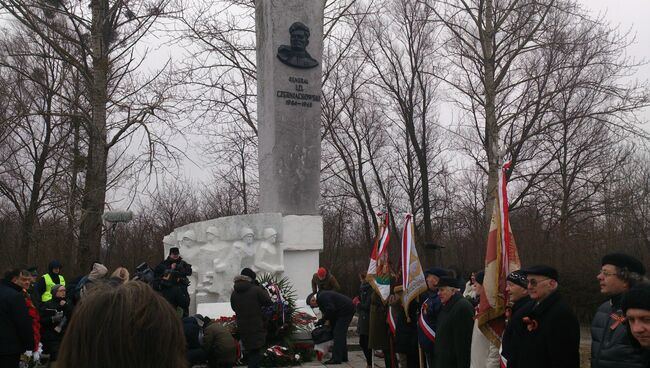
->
[230, 275, 273, 351]
[368, 291, 390, 350]
[507, 290, 580, 368]
[591, 294, 649, 368]
[0, 279, 34, 356]
[433, 292, 474, 368]
[317, 290, 355, 323]
[203, 322, 237, 367]
[392, 299, 419, 354]
[38, 296, 72, 359]
[183, 317, 209, 365]
[357, 281, 372, 335]
[417, 289, 442, 351]
[154, 257, 193, 278]
[311, 272, 341, 293]
[501, 295, 531, 365]
[152, 278, 190, 315]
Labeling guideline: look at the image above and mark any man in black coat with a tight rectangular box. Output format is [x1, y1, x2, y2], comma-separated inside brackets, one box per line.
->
[432, 276, 474, 368]
[0, 269, 35, 367]
[155, 247, 192, 315]
[622, 283, 650, 352]
[501, 270, 531, 367]
[508, 265, 580, 368]
[230, 268, 273, 368]
[307, 289, 355, 365]
[592, 253, 649, 368]
[152, 269, 190, 317]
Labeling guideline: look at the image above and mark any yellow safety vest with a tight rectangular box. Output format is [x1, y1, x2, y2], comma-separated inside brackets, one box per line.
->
[42, 273, 65, 302]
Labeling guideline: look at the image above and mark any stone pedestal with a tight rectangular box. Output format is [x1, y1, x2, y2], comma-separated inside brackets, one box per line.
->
[163, 213, 323, 314]
[256, 0, 326, 215]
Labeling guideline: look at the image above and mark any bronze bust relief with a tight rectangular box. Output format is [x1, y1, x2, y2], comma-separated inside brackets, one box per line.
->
[277, 22, 319, 69]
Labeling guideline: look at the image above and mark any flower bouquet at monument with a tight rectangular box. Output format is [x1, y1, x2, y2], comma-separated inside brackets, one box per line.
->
[257, 273, 316, 366]
[259, 273, 297, 345]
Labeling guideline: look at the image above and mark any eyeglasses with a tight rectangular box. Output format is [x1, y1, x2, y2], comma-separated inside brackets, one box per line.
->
[598, 269, 617, 277]
[527, 278, 550, 287]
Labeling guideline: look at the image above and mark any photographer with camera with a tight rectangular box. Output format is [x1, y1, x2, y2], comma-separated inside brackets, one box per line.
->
[155, 247, 192, 316]
[39, 284, 72, 363]
[132, 262, 155, 284]
[152, 269, 190, 318]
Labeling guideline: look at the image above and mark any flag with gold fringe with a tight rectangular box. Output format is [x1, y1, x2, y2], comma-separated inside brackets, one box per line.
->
[401, 213, 427, 319]
[366, 211, 391, 303]
[477, 161, 521, 347]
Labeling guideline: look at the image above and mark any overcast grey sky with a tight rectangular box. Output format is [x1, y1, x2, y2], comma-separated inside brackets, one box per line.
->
[582, 0, 650, 70]
[580, 0, 650, 124]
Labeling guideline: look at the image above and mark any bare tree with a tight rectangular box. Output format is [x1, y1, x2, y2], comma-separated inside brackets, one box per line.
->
[355, 0, 443, 242]
[0, 29, 79, 265]
[0, 0, 181, 270]
[427, 0, 649, 220]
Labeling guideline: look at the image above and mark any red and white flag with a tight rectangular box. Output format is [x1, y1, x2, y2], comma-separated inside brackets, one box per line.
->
[401, 213, 427, 319]
[477, 161, 521, 347]
[387, 306, 397, 336]
[367, 212, 391, 303]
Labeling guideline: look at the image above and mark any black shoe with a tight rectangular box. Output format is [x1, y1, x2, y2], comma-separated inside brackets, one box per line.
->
[324, 359, 342, 365]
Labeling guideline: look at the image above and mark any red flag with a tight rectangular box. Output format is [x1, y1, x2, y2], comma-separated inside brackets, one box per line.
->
[477, 161, 521, 347]
[401, 213, 427, 318]
[367, 212, 391, 303]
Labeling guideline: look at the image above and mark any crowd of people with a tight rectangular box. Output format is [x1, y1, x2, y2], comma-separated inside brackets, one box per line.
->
[0, 246, 238, 368]
[4, 248, 650, 368]
[305, 252, 650, 368]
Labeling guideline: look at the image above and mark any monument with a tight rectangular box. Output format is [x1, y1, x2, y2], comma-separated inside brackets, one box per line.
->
[257, 0, 325, 215]
[164, 0, 326, 316]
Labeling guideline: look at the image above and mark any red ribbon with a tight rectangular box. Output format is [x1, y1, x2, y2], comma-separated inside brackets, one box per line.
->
[522, 316, 538, 331]
[609, 313, 626, 330]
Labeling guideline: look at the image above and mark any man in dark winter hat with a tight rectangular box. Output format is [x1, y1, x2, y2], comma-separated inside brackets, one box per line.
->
[240, 267, 258, 285]
[592, 253, 649, 368]
[501, 269, 531, 366]
[418, 267, 448, 367]
[307, 290, 354, 365]
[507, 265, 580, 368]
[155, 247, 193, 279]
[231, 268, 272, 368]
[433, 275, 473, 368]
[622, 283, 650, 349]
[155, 246, 193, 315]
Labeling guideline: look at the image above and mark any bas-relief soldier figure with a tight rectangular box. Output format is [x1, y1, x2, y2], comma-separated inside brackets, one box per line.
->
[253, 228, 284, 274]
[277, 22, 318, 69]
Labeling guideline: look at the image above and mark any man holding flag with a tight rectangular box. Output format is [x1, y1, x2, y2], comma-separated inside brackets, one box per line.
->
[367, 211, 392, 302]
[401, 213, 434, 368]
[367, 211, 394, 367]
[416, 267, 447, 367]
[473, 161, 521, 367]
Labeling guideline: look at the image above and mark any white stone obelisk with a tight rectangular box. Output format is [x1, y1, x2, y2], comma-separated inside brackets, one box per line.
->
[256, 0, 325, 216]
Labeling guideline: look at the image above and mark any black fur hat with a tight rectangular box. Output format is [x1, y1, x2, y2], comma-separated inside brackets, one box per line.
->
[602, 253, 645, 276]
[240, 267, 257, 281]
[622, 283, 650, 312]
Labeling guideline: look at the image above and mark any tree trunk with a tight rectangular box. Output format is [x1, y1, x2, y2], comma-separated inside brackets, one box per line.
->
[78, 0, 109, 272]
